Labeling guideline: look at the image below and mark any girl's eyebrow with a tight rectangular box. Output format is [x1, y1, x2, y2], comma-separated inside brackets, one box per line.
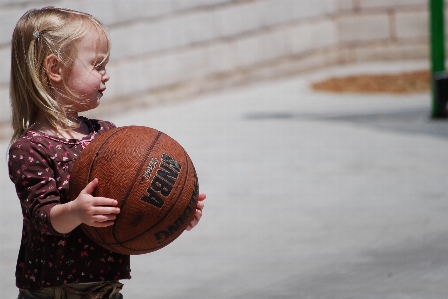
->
[94, 55, 109, 65]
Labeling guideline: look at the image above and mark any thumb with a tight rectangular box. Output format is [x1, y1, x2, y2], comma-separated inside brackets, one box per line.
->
[82, 178, 99, 195]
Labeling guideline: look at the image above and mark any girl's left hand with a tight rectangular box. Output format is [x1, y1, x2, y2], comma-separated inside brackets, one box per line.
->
[186, 193, 206, 231]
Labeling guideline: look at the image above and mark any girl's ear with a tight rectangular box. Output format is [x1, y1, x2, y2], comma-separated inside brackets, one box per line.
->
[44, 54, 63, 83]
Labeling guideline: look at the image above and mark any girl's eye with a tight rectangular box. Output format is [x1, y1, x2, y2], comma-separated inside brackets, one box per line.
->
[94, 64, 107, 73]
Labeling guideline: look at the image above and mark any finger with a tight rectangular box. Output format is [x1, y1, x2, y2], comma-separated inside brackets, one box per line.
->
[93, 206, 120, 215]
[93, 214, 117, 222]
[194, 208, 202, 221]
[91, 220, 116, 227]
[198, 193, 206, 201]
[82, 178, 99, 195]
[92, 197, 119, 207]
[186, 209, 202, 231]
[186, 217, 199, 231]
[84, 213, 117, 227]
[196, 200, 204, 210]
[185, 221, 196, 231]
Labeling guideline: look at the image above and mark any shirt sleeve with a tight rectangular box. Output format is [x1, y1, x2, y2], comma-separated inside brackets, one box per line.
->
[95, 119, 116, 134]
[101, 120, 116, 131]
[8, 139, 65, 236]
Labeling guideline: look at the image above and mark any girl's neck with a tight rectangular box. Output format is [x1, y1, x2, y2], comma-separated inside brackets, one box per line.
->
[32, 114, 90, 140]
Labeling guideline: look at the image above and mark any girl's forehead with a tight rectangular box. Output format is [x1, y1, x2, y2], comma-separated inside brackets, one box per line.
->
[78, 27, 109, 55]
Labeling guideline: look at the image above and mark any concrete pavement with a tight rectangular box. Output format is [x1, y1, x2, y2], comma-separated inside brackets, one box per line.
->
[1, 60, 448, 298]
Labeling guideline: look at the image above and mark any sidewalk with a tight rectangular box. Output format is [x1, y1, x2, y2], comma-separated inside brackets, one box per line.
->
[1, 61, 447, 298]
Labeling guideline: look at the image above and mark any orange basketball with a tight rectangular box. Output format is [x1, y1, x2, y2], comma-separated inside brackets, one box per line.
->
[69, 126, 199, 255]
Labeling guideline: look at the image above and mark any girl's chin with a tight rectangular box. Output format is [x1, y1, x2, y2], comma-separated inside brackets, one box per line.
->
[76, 101, 100, 113]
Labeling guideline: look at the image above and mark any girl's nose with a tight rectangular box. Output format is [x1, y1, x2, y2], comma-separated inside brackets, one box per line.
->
[102, 71, 110, 83]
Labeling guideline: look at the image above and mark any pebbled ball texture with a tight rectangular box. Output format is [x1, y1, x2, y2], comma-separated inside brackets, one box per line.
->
[69, 126, 199, 255]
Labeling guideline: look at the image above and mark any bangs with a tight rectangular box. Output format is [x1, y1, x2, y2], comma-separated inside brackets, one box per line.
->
[92, 23, 110, 65]
[65, 16, 111, 67]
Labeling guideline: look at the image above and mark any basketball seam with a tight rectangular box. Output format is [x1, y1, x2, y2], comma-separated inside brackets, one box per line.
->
[113, 146, 191, 252]
[86, 127, 128, 249]
[84, 129, 197, 255]
[112, 130, 164, 248]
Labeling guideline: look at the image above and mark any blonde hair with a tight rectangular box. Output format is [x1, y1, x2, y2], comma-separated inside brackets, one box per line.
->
[9, 6, 110, 144]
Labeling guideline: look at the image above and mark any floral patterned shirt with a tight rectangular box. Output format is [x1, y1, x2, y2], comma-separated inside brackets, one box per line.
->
[8, 117, 131, 290]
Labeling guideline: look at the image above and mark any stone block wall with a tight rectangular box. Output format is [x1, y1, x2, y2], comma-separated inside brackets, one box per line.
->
[0, 0, 442, 123]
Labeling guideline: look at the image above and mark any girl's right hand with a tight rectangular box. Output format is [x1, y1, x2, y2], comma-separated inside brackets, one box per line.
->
[71, 178, 120, 227]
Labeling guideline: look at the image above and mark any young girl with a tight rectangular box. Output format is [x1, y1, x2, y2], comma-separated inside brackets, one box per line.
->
[8, 7, 205, 299]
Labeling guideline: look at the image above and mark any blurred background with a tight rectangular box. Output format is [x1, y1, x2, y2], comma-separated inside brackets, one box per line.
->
[1, 1, 448, 298]
[0, 0, 442, 126]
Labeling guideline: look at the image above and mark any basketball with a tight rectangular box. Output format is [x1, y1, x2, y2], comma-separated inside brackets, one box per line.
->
[69, 126, 199, 255]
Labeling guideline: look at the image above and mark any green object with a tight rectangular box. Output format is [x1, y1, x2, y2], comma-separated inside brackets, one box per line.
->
[429, 0, 447, 118]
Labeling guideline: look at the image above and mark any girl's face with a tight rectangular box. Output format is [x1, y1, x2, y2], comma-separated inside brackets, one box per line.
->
[63, 27, 110, 113]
